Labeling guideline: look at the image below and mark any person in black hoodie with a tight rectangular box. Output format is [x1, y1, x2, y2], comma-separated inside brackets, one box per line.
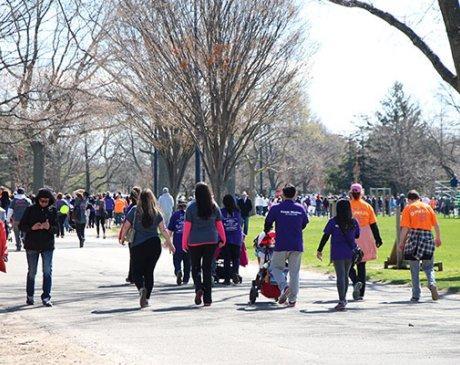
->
[19, 188, 58, 307]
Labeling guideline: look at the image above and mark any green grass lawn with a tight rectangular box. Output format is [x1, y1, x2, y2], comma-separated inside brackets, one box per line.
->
[246, 215, 460, 293]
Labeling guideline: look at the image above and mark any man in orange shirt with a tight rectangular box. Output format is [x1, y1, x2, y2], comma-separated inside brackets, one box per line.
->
[399, 190, 442, 302]
[114, 195, 127, 227]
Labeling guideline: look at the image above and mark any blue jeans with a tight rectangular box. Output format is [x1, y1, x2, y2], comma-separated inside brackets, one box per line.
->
[409, 258, 436, 299]
[242, 216, 249, 235]
[26, 250, 54, 302]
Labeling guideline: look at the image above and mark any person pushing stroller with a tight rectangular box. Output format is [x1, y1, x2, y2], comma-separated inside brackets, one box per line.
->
[264, 184, 308, 307]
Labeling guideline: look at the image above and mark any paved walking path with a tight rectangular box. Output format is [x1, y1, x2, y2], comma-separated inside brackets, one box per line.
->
[1, 231, 459, 364]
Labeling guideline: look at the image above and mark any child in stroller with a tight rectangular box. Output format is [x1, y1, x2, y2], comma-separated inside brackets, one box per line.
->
[249, 231, 287, 304]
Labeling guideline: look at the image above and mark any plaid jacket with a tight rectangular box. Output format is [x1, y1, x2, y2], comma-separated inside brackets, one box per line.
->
[404, 229, 435, 261]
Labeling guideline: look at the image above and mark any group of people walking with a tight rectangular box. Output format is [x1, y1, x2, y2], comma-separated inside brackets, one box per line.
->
[0, 180, 442, 311]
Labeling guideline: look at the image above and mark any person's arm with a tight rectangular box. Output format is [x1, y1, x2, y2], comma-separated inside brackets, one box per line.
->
[370, 223, 383, 247]
[159, 221, 175, 253]
[434, 223, 441, 247]
[215, 220, 226, 248]
[302, 210, 309, 229]
[316, 233, 330, 261]
[398, 227, 409, 251]
[18, 207, 33, 232]
[264, 207, 275, 233]
[182, 221, 191, 252]
[118, 220, 132, 245]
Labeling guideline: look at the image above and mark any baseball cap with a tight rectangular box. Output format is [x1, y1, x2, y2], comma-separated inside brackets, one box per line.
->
[350, 183, 362, 193]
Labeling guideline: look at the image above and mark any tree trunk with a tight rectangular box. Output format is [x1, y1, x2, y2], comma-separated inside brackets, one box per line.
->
[158, 152, 170, 195]
[438, 0, 460, 92]
[84, 136, 91, 194]
[30, 141, 45, 194]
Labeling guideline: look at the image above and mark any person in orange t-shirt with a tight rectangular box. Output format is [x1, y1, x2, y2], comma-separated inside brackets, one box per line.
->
[114, 195, 127, 227]
[399, 190, 441, 302]
[348, 183, 383, 300]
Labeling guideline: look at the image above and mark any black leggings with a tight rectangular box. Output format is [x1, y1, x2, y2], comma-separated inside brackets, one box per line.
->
[76, 223, 85, 243]
[349, 261, 367, 297]
[57, 214, 66, 237]
[131, 237, 162, 299]
[95, 215, 106, 236]
[190, 244, 217, 304]
[223, 244, 241, 281]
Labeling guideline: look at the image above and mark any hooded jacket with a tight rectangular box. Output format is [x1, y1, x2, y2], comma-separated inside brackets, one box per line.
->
[7, 193, 32, 222]
[19, 189, 58, 252]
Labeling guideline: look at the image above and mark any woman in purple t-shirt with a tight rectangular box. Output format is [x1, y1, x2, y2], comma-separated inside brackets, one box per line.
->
[221, 194, 243, 285]
[316, 199, 360, 311]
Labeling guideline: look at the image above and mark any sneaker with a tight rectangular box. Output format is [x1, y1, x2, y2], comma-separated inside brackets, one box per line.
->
[203, 302, 211, 307]
[352, 282, 363, 301]
[410, 297, 420, 303]
[223, 280, 231, 286]
[232, 274, 240, 285]
[42, 298, 53, 307]
[139, 288, 148, 308]
[96, 235, 99, 239]
[334, 301, 346, 311]
[183, 278, 190, 285]
[195, 289, 203, 305]
[26, 297, 34, 305]
[176, 271, 183, 286]
[278, 286, 290, 305]
[60, 235, 64, 238]
[429, 285, 439, 301]
[103, 235, 106, 239]
[286, 301, 296, 308]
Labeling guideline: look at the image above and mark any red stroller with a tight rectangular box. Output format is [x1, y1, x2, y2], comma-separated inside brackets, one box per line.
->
[249, 231, 285, 304]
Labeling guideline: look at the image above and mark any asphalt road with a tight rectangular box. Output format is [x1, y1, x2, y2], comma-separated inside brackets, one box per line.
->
[1, 230, 459, 364]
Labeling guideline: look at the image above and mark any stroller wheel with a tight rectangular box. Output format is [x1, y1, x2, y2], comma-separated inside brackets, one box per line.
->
[249, 285, 258, 305]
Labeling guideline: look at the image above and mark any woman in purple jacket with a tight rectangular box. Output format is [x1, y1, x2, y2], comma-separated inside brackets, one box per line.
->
[221, 195, 243, 285]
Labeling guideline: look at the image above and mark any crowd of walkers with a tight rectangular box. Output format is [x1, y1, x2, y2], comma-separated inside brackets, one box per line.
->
[0, 180, 443, 311]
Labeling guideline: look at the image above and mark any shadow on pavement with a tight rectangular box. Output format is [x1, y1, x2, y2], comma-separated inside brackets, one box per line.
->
[91, 307, 140, 314]
[152, 305, 200, 313]
[379, 300, 427, 305]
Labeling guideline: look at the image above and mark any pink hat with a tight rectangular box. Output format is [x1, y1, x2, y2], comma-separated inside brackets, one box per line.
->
[350, 183, 362, 193]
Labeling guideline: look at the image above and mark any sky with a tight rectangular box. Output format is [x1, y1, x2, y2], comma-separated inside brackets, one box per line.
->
[301, 0, 459, 135]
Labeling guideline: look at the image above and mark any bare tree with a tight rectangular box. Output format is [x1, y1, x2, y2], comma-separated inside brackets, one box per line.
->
[115, 0, 305, 201]
[326, 0, 460, 93]
[0, 0, 111, 192]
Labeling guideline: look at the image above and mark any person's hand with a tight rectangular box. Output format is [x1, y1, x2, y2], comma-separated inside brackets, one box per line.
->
[31, 223, 42, 231]
[316, 251, 323, 261]
[168, 242, 176, 254]
[42, 220, 50, 230]
[3, 255, 8, 262]
[398, 242, 405, 252]
[218, 241, 225, 249]
[435, 237, 442, 247]
[118, 239, 126, 246]
[376, 240, 383, 248]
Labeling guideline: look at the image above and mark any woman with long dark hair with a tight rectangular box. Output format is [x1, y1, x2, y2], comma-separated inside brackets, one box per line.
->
[119, 189, 174, 308]
[124, 187, 141, 284]
[221, 194, 243, 285]
[182, 183, 226, 306]
[317, 199, 360, 311]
